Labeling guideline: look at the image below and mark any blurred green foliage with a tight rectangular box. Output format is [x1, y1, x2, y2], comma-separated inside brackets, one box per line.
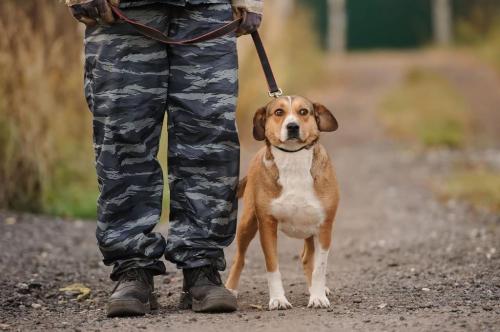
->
[452, 0, 500, 76]
[0, 0, 98, 218]
[438, 167, 500, 212]
[379, 68, 470, 149]
[453, 0, 500, 44]
[298, 0, 329, 49]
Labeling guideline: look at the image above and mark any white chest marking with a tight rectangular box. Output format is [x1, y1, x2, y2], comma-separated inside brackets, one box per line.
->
[268, 146, 325, 239]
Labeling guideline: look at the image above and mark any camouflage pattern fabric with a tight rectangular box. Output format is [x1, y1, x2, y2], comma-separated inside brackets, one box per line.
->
[84, 3, 239, 280]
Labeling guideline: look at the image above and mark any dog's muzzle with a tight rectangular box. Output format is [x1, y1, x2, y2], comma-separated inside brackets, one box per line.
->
[286, 122, 300, 140]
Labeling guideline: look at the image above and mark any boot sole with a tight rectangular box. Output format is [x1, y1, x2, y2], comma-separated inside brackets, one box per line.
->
[107, 299, 151, 317]
[180, 292, 237, 313]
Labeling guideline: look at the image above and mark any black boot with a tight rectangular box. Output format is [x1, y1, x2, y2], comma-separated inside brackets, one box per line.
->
[180, 265, 237, 313]
[107, 269, 158, 317]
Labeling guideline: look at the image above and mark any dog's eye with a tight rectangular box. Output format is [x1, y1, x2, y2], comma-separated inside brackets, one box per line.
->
[299, 109, 309, 116]
[274, 109, 284, 116]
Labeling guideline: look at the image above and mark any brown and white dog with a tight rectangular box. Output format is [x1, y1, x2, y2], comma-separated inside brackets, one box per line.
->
[225, 95, 339, 310]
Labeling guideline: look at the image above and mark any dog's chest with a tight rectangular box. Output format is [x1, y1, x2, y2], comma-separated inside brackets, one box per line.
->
[268, 148, 325, 239]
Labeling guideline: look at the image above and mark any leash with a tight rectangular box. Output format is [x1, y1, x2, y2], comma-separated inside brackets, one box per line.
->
[110, 6, 283, 98]
[250, 31, 282, 98]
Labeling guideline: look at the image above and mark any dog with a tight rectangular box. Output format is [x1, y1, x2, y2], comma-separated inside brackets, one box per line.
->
[225, 95, 339, 310]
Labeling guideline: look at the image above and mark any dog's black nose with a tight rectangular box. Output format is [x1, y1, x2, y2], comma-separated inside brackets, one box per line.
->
[286, 122, 300, 139]
[287, 123, 299, 131]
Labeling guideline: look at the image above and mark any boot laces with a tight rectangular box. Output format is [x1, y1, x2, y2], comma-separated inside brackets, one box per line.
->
[187, 265, 222, 287]
[112, 269, 151, 293]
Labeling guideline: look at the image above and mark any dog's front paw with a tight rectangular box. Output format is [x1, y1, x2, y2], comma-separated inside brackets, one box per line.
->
[268, 296, 293, 310]
[307, 295, 330, 308]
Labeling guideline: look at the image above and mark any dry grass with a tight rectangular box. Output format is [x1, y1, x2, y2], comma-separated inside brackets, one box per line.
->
[476, 27, 500, 75]
[0, 0, 96, 217]
[379, 68, 471, 149]
[454, 3, 500, 75]
[437, 167, 500, 212]
[457, 20, 500, 75]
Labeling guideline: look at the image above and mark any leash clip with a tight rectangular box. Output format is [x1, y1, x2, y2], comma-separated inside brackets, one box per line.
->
[268, 88, 283, 98]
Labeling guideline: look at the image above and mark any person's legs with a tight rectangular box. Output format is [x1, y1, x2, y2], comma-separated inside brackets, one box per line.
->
[165, 3, 240, 271]
[84, 5, 170, 281]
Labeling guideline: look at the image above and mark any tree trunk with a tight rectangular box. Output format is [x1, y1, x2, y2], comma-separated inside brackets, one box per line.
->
[433, 0, 452, 45]
[328, 0, 346, 54]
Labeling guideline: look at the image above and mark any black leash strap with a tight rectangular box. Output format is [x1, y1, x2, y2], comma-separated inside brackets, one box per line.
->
[251, 31, 283, 98]
[111, 6, 282, 98]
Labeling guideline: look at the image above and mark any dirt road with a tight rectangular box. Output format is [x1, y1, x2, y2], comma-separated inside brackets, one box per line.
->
[1, 53, 499, 331]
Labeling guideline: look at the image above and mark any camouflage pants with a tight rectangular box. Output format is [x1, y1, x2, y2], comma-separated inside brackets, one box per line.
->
[84, 3, 239, 280]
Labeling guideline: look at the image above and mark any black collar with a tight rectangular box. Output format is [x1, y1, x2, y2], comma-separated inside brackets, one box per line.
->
[273, 145, 309, 153]
[272, 140, 318, 153]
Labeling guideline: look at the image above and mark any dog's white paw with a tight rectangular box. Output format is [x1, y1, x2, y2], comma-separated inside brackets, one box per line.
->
[268, 296, 293, 310]
[227, 288, 238, 298]
[308, 294, 330, 309]
[325, 286, 331, 297]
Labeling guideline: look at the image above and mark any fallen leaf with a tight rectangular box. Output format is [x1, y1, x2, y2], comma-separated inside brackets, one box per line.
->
[5, 217, 16, 225]
[249, 304, 264, 310]
[59, 283, 91, 301]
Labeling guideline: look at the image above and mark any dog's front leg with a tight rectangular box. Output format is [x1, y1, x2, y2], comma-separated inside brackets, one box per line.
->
[258, 214, 292, 310]
[308, 235, 331, 308]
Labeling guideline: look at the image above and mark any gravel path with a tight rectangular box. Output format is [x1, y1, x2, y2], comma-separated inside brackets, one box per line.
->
[1, 53, 499, 332]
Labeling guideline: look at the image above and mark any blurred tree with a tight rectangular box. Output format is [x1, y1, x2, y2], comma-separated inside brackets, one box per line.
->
[298, 0, 329, 49]
[453, 0, 500, 43]
[0, 0, 96, 217]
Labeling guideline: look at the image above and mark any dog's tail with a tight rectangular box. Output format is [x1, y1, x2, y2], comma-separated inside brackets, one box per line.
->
[236, 176, 247, 199]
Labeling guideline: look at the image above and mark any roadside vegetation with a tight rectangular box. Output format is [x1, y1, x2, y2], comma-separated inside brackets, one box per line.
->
[379, 66, 500, 213]
[0, 1, 97, 218]
[478, 29, 500, 74]
[377, 1, 500, 213]
[378, 68, 470, 149]
[455, 0, 500, 75]
[446, 1, 500, 212]
[437, 167, 500, 213]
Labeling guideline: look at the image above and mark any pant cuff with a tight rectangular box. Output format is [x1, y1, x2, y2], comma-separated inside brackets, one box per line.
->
[166, 251, 226, 271]
[109, 258, 166, 281]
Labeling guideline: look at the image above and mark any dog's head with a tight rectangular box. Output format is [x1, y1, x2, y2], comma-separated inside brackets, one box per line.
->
[253, 95, 338, 149]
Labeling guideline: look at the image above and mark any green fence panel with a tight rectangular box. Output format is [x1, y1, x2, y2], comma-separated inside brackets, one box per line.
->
[347, 0, 433, 49]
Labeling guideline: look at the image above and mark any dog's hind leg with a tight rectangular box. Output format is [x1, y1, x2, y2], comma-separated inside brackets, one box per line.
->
[225, 207, 258, 296]
[301, 236, 315, 289]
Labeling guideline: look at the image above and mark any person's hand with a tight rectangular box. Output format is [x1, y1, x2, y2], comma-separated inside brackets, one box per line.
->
[69, 0, 120, 27]
[234, 9, 262, 36]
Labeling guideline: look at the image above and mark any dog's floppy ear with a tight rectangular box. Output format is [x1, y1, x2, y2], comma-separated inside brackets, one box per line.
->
[253, 107, 267, 141]
[314, 102, 338, 132]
